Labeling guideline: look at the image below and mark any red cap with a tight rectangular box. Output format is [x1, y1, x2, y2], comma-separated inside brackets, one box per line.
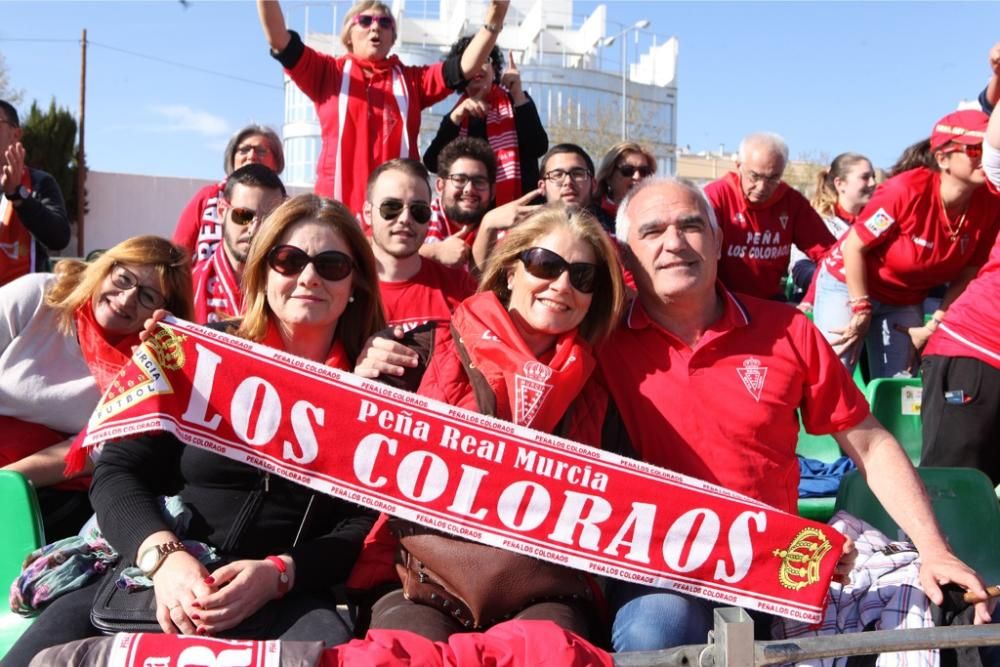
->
[930, 109, 988, 150]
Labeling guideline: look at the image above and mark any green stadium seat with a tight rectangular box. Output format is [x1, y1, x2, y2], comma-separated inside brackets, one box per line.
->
[796, 418, 846, 522]
[867, 377, 923, 464]
[0, 471, 45, 659]
[834, 467, 1000, 584]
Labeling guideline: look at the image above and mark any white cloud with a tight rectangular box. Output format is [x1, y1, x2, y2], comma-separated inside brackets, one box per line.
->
[147, 104, 229, 137]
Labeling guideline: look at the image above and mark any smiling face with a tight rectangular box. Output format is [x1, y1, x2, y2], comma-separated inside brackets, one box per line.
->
[365, 168, 431, 260]
[938, 142, 986, 187]
[266, 220, 355, 336]
[625, 182, 722, 305]
[92, 263, 165, 336]
[347, 9, 395, 61]
[437, 157, 493, 224]
[506, 226, 595, 356]
[834, 159, 876, 213]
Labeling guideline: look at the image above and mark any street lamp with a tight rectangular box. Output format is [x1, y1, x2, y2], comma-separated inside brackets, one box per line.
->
[601, 19, 650, 141]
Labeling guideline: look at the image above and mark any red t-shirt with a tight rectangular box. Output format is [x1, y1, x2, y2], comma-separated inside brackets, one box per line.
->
[172, 181, 225, 268]
[597, 288, 869, 513]
[822, 168, 1000, 305]
[705, 172, 834, 300]
[378, 259, 477, 331]
[924, 232, 1000, 370]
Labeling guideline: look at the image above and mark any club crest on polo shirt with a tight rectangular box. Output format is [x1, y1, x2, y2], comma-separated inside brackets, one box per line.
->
[779, 213, 789, 230]
[515, 361, 552, 426]
[863, 208, 895, 238]
[737, 357, 767, 402]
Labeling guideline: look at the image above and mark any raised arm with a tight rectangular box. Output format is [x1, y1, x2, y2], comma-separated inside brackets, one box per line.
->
[458, 1, 510, 79]
[257, 0, 291, 53]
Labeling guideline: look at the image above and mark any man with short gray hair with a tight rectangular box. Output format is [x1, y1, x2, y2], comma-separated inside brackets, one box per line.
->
[704, 132, 835, 300]
[599, 176, 990, 651]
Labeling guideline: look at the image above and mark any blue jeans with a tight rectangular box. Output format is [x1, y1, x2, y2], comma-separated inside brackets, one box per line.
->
[607, 580, 716, 651]
[812, 267, 923, 379]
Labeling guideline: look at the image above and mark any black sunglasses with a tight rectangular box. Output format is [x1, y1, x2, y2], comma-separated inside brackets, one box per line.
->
[353, 13, 395, 29]
[518, 247, 598, 294]
[228, 206, 261, 226]
[267, 245, 354, 282]
[378, 198, 433, 225]
[616, 164, 652, 179]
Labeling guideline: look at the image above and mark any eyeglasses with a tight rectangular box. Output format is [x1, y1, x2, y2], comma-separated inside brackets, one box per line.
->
[518, 247, 598, 294]
[945, 143, 983, 160]
[543, 168, 592, 184]
[742, 169, 783, 186]
[616, 164, 652, 179]
[445, 173, 491, 191]
[226, 205, 264, 226]
[267, 245, 355, 282]
[352, 13, 395, 29]
[235, 144, 271, 158]
[110, 264, 166, 311]
[378, 198, 433, 224]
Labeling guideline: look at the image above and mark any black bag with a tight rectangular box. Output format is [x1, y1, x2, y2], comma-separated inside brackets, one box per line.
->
[89, 559, 160, 634]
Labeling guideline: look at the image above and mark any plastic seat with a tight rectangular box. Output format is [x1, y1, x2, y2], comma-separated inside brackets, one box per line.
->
[867, 377, 923, 464]
[0, 471, 45, 659]
[834, 467, 1000, 584]
[796, 418, 847, 522]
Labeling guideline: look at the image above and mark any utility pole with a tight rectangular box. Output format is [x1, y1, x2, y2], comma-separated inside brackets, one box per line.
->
[76, 28, 87, 257]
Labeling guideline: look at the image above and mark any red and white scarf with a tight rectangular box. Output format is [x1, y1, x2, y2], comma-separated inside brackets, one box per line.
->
[193, 247, 242, 324]
[458, 84, 521, 206]
[0, 171, 35, 286]
[450, 292, 593, 432]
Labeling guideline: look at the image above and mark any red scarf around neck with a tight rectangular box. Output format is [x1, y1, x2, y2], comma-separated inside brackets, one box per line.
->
[260, 316, 351, 371]
[833, 202, 860, 226]
[193, 246, 242, 324]
[451, 292, 594, 432]
[459, 84, 521, 206]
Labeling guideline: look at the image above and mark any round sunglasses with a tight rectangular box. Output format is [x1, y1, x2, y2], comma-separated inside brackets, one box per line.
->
[378, 198, 433, 225]
[518, 247, 598, 294]
[267, 245, 355, 282]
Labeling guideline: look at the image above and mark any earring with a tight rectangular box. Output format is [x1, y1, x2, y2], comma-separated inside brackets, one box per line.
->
[348, 295, 355, 303]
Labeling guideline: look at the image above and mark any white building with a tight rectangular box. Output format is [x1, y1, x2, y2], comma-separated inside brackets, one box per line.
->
[282, 0, 678, 188]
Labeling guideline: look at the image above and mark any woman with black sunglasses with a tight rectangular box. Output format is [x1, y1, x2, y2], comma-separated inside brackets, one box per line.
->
[256, 0, 508, 215]
[0, 235, 192, 542]
[594, 141, 657, 219]
[348, 203, 626, 642]
[2, 196, 381, 662]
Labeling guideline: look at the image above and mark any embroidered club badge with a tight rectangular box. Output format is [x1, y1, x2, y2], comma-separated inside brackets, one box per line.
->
[515, 361, 553, 426]
[779, 213, 789, 230]
[737, 357, 767, 402]
[863, 208, 895, 238]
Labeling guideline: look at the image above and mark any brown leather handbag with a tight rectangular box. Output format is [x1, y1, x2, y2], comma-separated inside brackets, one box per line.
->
[392, 520, 593, 630]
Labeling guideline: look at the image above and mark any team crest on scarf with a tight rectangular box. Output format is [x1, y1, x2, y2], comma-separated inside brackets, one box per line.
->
[779, 213, 789, 230]
[91, 326, 186, 425]
[737, 357, 767, 402]
[515, 361, 553, 426]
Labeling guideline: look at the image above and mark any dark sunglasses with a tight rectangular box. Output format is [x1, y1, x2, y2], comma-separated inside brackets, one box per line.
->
[228, 206, 262, 226]
[616, 164, 653, 179]
[267, 245, 355, 282]
[353, 13, 395, 29]
[378, 198, 433, 225]
[110, 264, 166, 310]
[518, 247, 598, 294]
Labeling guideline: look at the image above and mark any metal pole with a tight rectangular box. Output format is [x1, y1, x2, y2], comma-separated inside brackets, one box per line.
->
[76, 28, 87, 257]
[620, 34, 627, 140]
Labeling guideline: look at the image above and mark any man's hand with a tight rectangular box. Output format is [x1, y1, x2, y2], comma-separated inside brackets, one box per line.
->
[990, 41, 1000, 76]
[420, 226, 471, 269]
[832, 536, 856, 586]
[501, 50, 526, 104]
[895, 322, 935, 353]
[1, 142, 26, 196]
[450, 98, 488, 125]
[354, 326, 419, 379]
[919, 549, 993, 624]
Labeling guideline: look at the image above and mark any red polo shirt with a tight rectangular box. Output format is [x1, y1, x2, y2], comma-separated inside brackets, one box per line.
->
[822, 168, 1000, 305]
[379, 259, 476, 331]
[597, 287, 869, 513]
[705, 172, 834, 300]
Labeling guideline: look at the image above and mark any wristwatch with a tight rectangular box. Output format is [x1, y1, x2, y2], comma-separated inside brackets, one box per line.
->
[483, 22, 501, 34]
[137, 541, 187, 577]
[4, 185, 29, 202]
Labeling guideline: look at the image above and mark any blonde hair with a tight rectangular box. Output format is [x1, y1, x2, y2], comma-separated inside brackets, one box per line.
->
[595, 141, 658, 202]
[236, 194, 385, 364]
[45, 235, 192, 335]
[479, 203, 625, 345]
[340, 1, 396, 53]
[810, 152, 872, 218]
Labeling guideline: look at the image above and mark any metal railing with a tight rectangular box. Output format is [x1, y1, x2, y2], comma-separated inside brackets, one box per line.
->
[613, 608, 1000, 667]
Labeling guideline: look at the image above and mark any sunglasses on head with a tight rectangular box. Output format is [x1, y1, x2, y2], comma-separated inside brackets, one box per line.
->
[518, 247, 598, 294]
[378, 198, 433, 225]
[110, 264, 166, 311]
[616, 164, 652, 179]
[267, 245, 355, 282]
[352, 13, 395, 29]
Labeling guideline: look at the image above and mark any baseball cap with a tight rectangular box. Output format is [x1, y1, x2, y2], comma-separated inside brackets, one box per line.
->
[930, 109, 988, 150]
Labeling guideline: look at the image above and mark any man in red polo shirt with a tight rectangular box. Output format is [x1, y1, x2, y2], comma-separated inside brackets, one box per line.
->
[601, 177, 990, 651]
[705, 132, 835, 300]
[365, 159, 476, 331]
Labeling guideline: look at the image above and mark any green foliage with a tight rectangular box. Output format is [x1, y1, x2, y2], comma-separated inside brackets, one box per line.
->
[0, 51, 24, 105]
[20, 99, 83, 223]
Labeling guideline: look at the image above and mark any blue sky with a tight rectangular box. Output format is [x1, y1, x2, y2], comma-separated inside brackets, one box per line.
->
[3, 1, 1000, 180]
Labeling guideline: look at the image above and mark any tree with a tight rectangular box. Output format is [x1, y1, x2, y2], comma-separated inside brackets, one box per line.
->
[20, 99, 83, 224]
[0, 51, 24, 105]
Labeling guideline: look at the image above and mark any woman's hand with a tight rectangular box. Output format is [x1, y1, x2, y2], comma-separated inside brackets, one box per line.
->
[152, 551, 213, 635]
[896, 322, 936, 353]
[190, 559, 288, 634]
[828, 311, 871, 364]
[501, 50, 526, 104]
[138, 309, 171, 344]
[450, 97, 488, 125]
[354, 326, 418, 378]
